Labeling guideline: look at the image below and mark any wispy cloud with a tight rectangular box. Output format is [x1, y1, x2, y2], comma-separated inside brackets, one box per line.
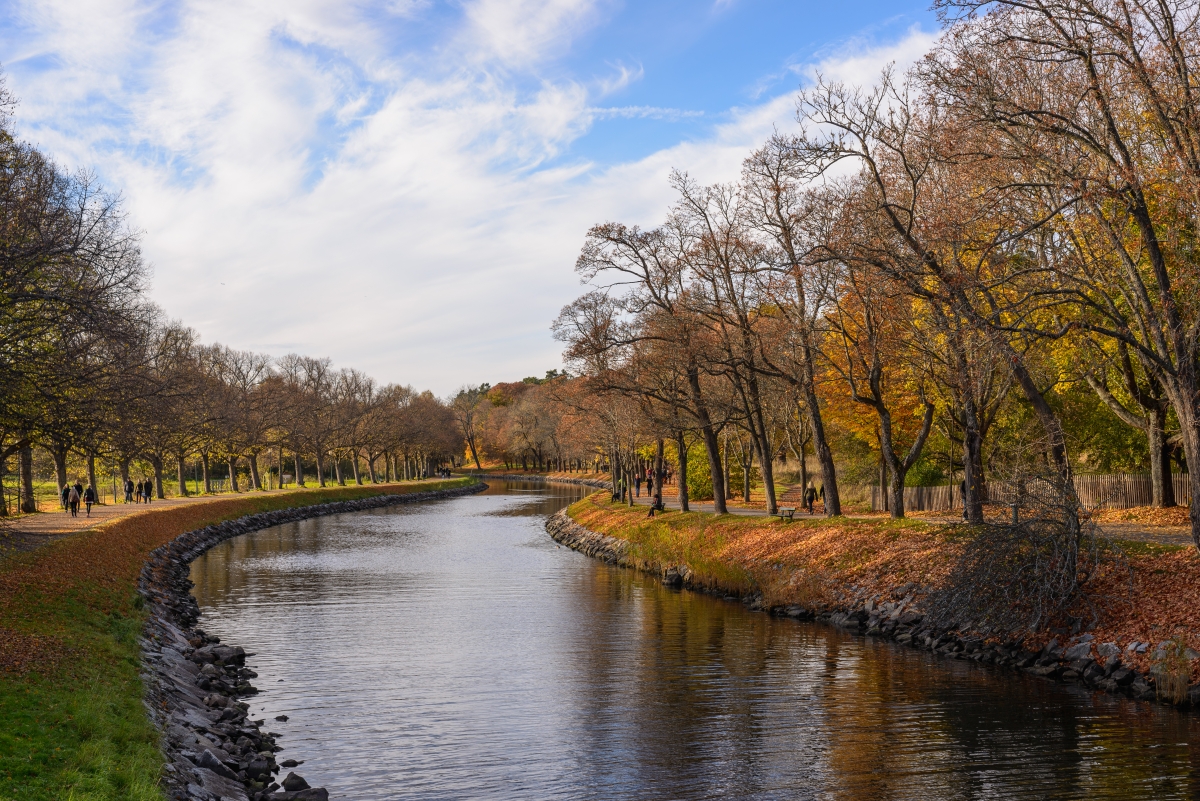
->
[0, 2, 937, 392]
[588, 105, 703, 121]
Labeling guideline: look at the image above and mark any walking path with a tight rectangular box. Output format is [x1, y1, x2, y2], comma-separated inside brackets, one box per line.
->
[0, 485, 425, 555]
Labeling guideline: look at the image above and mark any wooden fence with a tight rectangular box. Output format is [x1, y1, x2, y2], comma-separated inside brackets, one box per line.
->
[868, 473, 1191, 513]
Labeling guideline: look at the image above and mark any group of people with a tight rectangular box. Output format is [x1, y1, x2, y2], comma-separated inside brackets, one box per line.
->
[59, 480, 98, 517]
[124, 478, 156, 504]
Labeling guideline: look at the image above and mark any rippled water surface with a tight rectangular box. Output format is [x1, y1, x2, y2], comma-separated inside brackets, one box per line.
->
[190, 480, 1200, 800]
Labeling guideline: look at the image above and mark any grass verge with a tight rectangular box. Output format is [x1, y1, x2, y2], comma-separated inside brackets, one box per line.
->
[0, 478, 474, 801]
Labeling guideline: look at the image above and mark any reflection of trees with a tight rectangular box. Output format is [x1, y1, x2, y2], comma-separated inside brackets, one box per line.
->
[566, 562, 1200, 799]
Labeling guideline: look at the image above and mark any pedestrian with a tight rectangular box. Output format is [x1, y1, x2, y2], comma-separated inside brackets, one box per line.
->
[804, 485, 817, 514]
[60, 483, 70, 511]
[73, 479, 84, 503]
[634, 474, 642, 498]
[124, 478, 134, 503]
[143, 478, 154, 503]
[67, 484, 80, 517]
[84, 484, 97, 516]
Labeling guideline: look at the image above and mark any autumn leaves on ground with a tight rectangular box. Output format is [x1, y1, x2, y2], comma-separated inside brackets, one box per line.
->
[0, 479, 471, 801]
[568, 492, 1200, 681]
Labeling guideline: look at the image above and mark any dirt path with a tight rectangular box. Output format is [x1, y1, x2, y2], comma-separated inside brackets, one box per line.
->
[0, 488, 362, 555]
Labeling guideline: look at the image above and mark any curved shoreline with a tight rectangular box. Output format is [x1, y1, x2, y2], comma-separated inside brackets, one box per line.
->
[545, 508, 1193, 713]
[140, 481, 487, 801]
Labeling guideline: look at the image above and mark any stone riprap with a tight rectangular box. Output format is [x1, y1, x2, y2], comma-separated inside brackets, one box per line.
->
[140, 482, 486, 801]
[546, 508, 1200, 712]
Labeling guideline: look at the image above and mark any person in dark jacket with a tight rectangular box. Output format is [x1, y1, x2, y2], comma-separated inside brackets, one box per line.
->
[124, 478, 134, 503]
[804, 486, 817, 514]
[143, 479, 154, 503]
[84, 485, 97, 516]
[67, 485, 80, 517]
[60, 483, 71, 511]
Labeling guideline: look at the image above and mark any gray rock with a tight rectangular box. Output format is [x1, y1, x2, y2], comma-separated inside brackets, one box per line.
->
[1063, 642, 1093, 661]
[196, 749, 239, 781]
[1097, 642, 1120, 661]
[282, 772, 311, 791]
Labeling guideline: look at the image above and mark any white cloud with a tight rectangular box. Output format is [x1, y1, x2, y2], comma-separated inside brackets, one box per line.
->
[1, 2, 936, 393]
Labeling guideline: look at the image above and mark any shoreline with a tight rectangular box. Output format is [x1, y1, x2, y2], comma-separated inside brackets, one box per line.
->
[139, 481, 486, 801]
[461, 472, 612, 491]
[545, 506, 1195, 714]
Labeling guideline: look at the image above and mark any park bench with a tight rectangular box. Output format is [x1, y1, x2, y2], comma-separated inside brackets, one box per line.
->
[774, 506, 797, 522]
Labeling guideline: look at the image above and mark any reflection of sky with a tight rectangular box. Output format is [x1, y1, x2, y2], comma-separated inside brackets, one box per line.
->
[0, 2, 934, 392]
[189, 482, 1200, 800]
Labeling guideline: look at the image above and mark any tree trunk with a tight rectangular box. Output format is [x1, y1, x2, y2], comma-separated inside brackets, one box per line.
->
[294, 451, 305, 487]
[686, 367, 727, 513]
[800, 381, 840, 516]
[51, 444, 68, 492]
[1149, 409, 1176, 507]
[228, 455, 240, 492]
[366, 454, 377, 484]
[150, 456, 165, 499]
[315, 451, 326, 487]
[177, 453, 189, 497]
[352, 451, 362, 485]
[248, 452, 262, 490]
[743, 446, 752, 502]
[20, 443, 36, 513]
[962, 405, 985, 524]
[676, 432, 690, 512]
[655, 439, 665, 506]
[201, 452, 212, 493]
[86, 451, 98, 494]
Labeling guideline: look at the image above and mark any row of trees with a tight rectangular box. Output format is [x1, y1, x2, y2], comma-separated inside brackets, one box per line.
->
[546, 0, 1200, 551]
[0, 76, 460, 512]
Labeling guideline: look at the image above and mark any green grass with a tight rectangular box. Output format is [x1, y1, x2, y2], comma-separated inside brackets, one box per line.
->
[0, 478, 475, 801]
[1112, 538, 1188, 557]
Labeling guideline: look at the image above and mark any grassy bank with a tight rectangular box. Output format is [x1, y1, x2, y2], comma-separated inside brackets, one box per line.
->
[0, 478, 473, 801]
[566, 492, 1200, 681]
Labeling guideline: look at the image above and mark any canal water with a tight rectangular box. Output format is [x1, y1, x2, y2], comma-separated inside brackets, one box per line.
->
[189, 480, 1200, 800]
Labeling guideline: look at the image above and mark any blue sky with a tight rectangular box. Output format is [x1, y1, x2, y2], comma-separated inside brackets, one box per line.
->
[0, 0, 936, 393]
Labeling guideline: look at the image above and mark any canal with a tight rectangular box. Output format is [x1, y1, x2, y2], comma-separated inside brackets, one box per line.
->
[190, 479, 1200, 800]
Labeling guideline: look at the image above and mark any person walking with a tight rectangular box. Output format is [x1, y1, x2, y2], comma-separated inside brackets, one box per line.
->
[67, 484, 80, 517]
[124, 478, 134, 503]
[60, 483, 71, 511]
[143, 478, 154, 503]
[804, 485, 817, 514]
[84, 485, 97, 517]
[634, 474, 642, 498]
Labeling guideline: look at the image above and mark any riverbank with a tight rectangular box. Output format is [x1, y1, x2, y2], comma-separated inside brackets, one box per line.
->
[552, 492, 1200, 711]
[0, 478, 478, 801]
[462, 471, 610, 490]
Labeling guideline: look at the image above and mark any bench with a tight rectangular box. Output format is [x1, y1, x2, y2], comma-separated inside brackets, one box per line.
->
[774, 507, 797, 522]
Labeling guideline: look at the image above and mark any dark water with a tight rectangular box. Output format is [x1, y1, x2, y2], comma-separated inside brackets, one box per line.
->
[190, 480, 1200, 800]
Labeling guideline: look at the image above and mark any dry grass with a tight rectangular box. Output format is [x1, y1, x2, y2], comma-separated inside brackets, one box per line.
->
[568, 492, 957, 606]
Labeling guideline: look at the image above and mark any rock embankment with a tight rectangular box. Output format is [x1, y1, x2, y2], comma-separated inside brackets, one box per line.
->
[141, 482, 486, 801]
[546, 508, 1200, 712]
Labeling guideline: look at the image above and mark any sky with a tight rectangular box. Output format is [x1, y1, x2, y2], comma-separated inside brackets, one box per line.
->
[0, 0, 938, 395]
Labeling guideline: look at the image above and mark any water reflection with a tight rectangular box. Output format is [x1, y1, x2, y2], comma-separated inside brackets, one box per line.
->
[190, 480, 1200, 800]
